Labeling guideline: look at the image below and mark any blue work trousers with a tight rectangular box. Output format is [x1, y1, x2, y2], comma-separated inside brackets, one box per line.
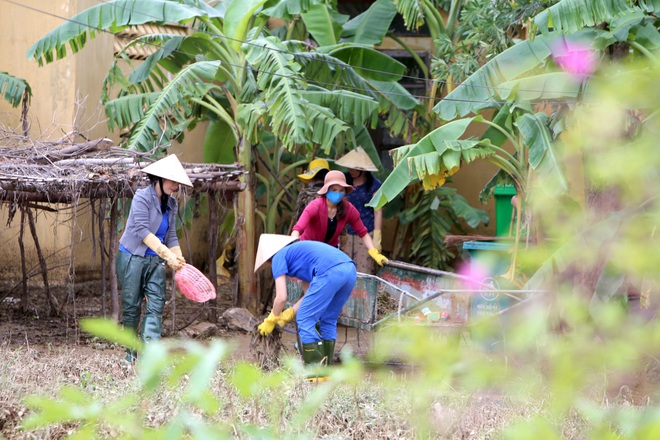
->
[296, 261, 357, 344]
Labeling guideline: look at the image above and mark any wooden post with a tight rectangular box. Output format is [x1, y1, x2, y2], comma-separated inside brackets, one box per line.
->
[108, 199, 119, 322]
[99, 201, 107, 318]
[236, 137, 258, 312]
[18, 208, 28, 314]
[26, 209, 58, 317]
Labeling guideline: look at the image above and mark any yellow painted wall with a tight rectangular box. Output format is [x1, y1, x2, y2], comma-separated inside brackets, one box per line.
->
[0, 1, 117, 284]
[0, 1, 213, 284]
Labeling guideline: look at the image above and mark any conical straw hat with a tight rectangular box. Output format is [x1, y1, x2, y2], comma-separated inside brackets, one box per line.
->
[142, 154, 193, 187]
[335, 147, 378, 172]
[254, 234, 299, 272]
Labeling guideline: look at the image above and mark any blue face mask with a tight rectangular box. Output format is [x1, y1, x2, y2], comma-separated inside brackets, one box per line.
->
[326, 191, 345, 204]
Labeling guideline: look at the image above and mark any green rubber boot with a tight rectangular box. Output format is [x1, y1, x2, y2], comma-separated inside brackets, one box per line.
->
[322, 339, 336, 366]
[122, 319, 139, 363]
[301, 342, 330, 382]
[301, 342, 324, 365]
[141, 314, 163, 344]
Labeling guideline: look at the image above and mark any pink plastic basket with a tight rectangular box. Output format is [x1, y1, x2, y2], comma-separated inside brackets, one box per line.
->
[174, 264, 216, 303]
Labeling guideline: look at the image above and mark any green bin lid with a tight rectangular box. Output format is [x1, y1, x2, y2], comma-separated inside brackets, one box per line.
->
[494, 185, 516, 196]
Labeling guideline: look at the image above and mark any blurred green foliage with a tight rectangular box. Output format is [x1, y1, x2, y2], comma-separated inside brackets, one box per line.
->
[21, 55, 660, 438]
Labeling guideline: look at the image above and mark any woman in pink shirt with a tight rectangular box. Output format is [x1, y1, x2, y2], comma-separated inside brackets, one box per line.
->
[292, 170, 387, 267]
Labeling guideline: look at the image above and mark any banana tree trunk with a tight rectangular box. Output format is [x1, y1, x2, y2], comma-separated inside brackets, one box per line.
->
[236, 136, 258, 313]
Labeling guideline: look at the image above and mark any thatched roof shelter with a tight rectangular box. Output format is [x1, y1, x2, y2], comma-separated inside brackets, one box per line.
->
[0, 137, 244, 203]
[0, 136, 245, 324]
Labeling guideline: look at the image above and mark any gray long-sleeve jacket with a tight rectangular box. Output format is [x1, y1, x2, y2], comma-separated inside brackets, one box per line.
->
[119, 184, 180, 256]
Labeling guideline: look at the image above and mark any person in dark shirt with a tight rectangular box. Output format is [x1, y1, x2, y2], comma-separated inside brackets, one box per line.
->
[336, 147, 383, 274]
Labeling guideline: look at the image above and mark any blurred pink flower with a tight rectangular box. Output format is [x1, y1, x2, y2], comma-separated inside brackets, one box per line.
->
[552, 41, 598, 80]
[457, 261, 489, 291]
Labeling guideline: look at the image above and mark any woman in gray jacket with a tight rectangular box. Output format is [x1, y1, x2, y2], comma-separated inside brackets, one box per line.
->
[116, 154, 192, 363]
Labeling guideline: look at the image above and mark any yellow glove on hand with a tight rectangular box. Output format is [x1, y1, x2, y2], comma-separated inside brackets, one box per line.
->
[257, 312, 280, 336]
[170, 246, 186, 269]
[277, 307, 296, 326]
[372, 229, 382, 252]
[368, 247, 388, 267]
[143, 233, 184, 271]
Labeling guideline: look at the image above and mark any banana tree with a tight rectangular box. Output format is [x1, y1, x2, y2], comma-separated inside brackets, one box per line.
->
[28, 0, 419, 311]
[370, 0, 660, 280]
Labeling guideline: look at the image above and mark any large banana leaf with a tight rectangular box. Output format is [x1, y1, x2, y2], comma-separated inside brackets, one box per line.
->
[105, 92, 159, 131]
[592, 10, 648, 48]
[128, 35, 191, 85]
[300, 2, 347, 46]
[368, 117, 495, 208]
[397, 186, 488, 269]
[328, 46, 406, 81]
[534, 0, 645, 34]
[101, 34, 182, 102]
[301, 87, 379, 125]
[293, 47, 419, 138]
[443, 189, 490, 229]
[203, 119, 237, 164]
[434, 30, 598, 121]
[341, 0, 397, 46]
[293, 50, 374, 96]
[245, 36, 310, 149]
[261, 0, 308, 19]
[370, 80, 421, 112]
[306, 103, 349, 148]
[0, 71, 31, 108]
[517, 113, 568, 191]
[631, 22, 660, 51]
[27, 0, 211, 66]
[370, 80, 421, 137]
[246, 37, 359, 150]
[497, 72, 584, 103]
[395, 0, 429, 31]
[118, 61, 221, 150]
[224, 0, 270, 51]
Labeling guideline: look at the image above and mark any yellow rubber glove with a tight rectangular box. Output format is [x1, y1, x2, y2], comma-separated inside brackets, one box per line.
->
[368, 247, 388, 267]
[257, 312, 279, 336]
[277, 307, 296, 326]
[143, 233, 184, 271]
[372, 229, 382, 252]
[170, 245, 186, 268]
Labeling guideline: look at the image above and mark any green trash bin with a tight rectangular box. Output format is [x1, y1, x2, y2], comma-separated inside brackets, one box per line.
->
[463, 240, 512, 350]
[494, 185, 517, 237]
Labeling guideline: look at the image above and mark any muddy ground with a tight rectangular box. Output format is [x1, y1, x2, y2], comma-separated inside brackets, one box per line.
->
[0, 279, 374, 362]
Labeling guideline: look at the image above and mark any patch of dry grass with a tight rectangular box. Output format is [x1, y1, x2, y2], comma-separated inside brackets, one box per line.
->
[0, 342, 606, 439]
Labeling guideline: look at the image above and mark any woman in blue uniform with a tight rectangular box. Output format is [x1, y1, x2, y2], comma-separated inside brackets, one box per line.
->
[254, 234, 357, 366]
